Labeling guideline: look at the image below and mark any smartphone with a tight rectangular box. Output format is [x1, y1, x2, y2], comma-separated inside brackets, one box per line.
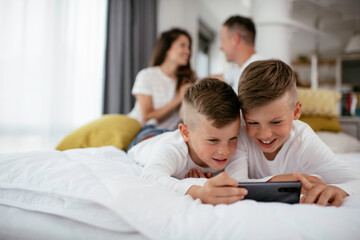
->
[238, 181, 301, 204]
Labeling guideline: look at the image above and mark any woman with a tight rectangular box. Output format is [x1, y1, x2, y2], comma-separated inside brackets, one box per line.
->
[127, 28, 196, 130]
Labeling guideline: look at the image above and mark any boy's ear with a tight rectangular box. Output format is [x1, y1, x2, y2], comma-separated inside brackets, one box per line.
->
[293, 101, 302, 120]
[179, 123, 190, 142]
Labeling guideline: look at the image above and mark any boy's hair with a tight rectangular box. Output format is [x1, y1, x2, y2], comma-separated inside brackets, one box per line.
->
[182, 78, 240, 130]
[223, 15, 256, 45]
[238, 59, 297, 114]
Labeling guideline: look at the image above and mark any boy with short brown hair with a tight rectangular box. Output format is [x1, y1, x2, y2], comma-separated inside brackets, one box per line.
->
[128, 77, 248, 205]
[237, 59, 360, 206]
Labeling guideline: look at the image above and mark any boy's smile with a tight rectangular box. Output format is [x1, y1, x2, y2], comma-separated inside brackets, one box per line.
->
[244, 94, 301, 160]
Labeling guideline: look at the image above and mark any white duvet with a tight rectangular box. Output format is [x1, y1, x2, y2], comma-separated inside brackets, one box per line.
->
[0, 146, 360, 240]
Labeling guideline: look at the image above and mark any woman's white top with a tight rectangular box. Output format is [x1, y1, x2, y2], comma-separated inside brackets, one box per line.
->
[127, 66, 180, 130]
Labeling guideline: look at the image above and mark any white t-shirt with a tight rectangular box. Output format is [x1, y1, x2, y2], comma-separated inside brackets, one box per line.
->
[127, 130, 249, 195]
[238, 119, 360, 195]
[224, 53, 264, 94]
[127, 66, 180, 130]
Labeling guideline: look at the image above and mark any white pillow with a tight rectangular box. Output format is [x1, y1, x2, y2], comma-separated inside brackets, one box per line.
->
[316, 131, 360, 153]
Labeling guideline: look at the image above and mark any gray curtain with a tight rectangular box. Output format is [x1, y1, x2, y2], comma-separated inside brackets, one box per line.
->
[104, 0, 157, 114]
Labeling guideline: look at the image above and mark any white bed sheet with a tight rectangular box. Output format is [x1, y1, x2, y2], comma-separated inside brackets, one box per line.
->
[0, 146, 359, 240]
[0, 204, 148, 240]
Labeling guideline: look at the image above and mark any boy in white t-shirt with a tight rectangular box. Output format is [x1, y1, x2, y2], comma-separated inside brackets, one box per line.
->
[236, 59, 360, 206]
[128, 78, 249, 205]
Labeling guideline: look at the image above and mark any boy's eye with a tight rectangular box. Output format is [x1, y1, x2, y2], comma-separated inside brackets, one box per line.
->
[271, 121, 281, 124]
[229, 136, 238, 141]
[208, 139, 218, 143]
[247, 122, 258, 125]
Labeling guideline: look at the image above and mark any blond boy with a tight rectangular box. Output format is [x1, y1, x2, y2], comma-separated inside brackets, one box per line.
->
[127, 78, 248, 205]
[237, 59, 360, 206]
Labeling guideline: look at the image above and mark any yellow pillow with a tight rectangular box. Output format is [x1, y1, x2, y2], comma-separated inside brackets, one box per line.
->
[297, 88, 341, 117]
[56, 114, 141, 151]
[299, 116, 342, 132]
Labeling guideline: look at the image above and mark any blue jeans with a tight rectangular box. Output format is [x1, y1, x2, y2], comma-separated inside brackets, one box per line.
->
[127, 125, 172, 151]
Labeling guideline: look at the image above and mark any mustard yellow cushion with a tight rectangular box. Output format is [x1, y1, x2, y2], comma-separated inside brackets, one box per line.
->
[56, 114, 141, 151]
[299, 116, 342, 132]
[297, 88, 341, 117]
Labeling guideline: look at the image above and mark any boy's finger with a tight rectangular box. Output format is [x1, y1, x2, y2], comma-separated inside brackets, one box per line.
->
[209, 186, 248, 198]
[198, 169, 206, 178]
[303, 185, 324, 204]
[315, 191, 330, 206]
[299, 194, 306, 204]
[328, 195, 343, 207]
[210, 195, 245, 205]
[209, 172, 238, 187]
[293, 172, 312, 190]
[307, 176, 325, 185]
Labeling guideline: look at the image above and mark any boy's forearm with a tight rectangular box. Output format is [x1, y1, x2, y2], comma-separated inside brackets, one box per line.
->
[267, 174, 296, 182]
[269, 174, 325, 185]
[142, 166, 197, 196]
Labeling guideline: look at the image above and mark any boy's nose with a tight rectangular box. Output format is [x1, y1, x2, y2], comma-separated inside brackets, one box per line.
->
[217, 143, 230, 155]
[259, 126, 272, 139]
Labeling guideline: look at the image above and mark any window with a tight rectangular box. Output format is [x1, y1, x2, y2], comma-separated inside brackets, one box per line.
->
[196, 20, 215, 78]
[0, 0, 108, 153]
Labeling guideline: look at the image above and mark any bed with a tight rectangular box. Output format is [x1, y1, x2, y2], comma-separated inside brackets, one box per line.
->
[0, 141, 360, 240]
[1, 87, 360, 239]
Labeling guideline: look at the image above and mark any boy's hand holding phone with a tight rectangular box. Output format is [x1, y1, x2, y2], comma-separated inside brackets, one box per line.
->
[186, 172, 248, 205]
[293, 173, 348, 207]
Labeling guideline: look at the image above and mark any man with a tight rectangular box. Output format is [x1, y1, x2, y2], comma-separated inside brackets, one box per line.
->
[215, 15, 264, 94]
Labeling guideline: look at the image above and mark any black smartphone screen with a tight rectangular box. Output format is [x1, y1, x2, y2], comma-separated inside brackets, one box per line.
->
[238, 181, 301, 204]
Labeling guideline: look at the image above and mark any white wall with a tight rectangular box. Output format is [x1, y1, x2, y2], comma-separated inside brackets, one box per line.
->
[157, 0, 200, 68]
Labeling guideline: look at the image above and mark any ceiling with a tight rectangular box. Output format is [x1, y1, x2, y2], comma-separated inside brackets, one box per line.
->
[291, 0, 360, 58]
[292, 0, 359, 35]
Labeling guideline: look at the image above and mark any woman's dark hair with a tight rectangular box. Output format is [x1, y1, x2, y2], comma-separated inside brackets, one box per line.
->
[150, 28, 196, 91]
